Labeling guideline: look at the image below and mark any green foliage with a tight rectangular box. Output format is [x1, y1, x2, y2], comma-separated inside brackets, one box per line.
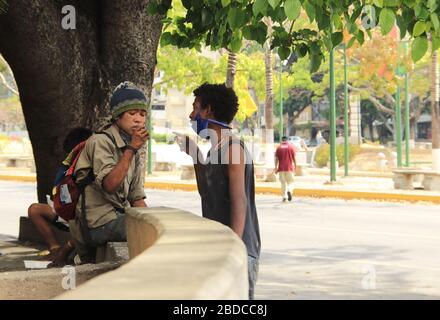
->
[150, 0, 440, 67]
[151, 133, 174, 144]
[411, 36, 429, 62]
[315, 143, 361, 168]
[0, 0, 7, 13]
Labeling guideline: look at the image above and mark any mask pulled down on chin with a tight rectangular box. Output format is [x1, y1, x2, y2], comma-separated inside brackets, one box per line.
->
[190, 113, 231, 139]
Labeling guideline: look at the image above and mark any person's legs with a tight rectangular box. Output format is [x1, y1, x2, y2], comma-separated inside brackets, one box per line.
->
[48, 239, 75, 268]
[28, 203, 60, 250]
[279, 172, 288, 201]
[286, 171, 295, 201]
[89, 213, 126, 246]
[248, 255, 259, 300]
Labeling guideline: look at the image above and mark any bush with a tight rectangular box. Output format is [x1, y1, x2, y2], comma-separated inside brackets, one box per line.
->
[152, 133, 174, 144]
[315, 143, 361, 168]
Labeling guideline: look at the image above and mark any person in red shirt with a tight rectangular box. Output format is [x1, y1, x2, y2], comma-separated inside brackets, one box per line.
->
[275, 136, 297, 202]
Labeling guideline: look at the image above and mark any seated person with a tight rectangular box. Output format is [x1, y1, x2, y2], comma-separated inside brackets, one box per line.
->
[69, 82, 148, 263]
[28, 127, 92, 264]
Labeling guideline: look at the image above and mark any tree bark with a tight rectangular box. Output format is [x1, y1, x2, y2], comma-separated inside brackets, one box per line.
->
[225, 50, 237, 89]
[430, 40, 440, 171]
[0, 0, 162, 202]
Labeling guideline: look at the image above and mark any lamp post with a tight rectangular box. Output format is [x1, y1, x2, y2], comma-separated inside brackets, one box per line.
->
[343, 44, 349, 177]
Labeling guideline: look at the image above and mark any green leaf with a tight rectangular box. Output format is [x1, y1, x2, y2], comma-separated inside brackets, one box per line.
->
[310, 54, 322, 73]
[428, 0, 438, 12]
[227, 7, 244, 30]
[331, 32, 343, 48]
[242, 26, 253, 40]
[160, 32, 173, 46]
[415, 5, 429, 20]
[284, 0, 301, 20]
[332, 14, 342, 30]
[278, 46, 291, 60]
[253, 0, 268, 16]
[383, 0, 400, 7]
[317, 12, 331, 30]
[221, 0, 231, 7]
[396, 14, 409, 39]
[413, 21, 426, 37]
[431, 13, 440, 32]
[373, 0, 383, 8]
[230, 31, 243, 53]
[411, 36, 428, 62]
[323, 36, 333, 51]
[303, 1, 315, 22]
[255, 23, 268, 45]
[201, 8, 213, 27]
[357, 30, 365, 45]
[268, 0, 281, 9]
[433, 37, 440, 51]
[297, 44, 309, 57]
[346, 37, 356, 49]
[379, 8, 396, 35]
[309, 41, 320, 54]
[366, 29, 373, 39]
[347, 21, 358, 34]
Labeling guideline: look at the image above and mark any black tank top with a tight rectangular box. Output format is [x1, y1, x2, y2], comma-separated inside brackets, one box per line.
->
[201, 137, 261, 259]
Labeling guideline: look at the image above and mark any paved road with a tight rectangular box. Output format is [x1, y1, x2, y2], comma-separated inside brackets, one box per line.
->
[1, 181, 440, 299]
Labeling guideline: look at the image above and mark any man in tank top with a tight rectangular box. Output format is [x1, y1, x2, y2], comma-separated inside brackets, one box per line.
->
[176, 83, 261, 300]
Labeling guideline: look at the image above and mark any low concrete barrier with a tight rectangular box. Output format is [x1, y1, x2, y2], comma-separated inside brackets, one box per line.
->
[57, 206, 248, 299]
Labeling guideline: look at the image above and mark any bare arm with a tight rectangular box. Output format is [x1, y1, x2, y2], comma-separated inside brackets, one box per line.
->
[103, 149, 135, 194]
[177, 134, 207, 197]
[131, 199, 147, 207]
[228, 146, 247, 238]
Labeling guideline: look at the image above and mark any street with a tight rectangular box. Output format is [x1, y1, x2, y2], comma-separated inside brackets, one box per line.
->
[1, 181, 440, 299]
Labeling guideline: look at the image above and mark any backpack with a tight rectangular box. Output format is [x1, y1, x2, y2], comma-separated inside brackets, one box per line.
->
[52, 131, 116, 221]
[52, 140, 92, 221]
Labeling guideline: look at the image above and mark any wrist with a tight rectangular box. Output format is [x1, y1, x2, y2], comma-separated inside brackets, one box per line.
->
[125, 145, 138, 155]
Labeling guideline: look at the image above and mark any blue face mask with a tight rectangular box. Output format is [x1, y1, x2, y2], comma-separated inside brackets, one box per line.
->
[190, 112, 231, 139]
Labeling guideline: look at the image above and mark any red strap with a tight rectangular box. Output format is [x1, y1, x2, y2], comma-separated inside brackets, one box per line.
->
[66, 141, 86, 176]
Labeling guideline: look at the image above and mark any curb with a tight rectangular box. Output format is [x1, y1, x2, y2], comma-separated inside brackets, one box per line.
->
[1, 174, 439, 204]
[144, 181, 440, 204]
[0, 175, 36, 183]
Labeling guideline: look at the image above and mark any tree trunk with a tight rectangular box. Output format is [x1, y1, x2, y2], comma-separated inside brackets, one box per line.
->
[368, 121, 375, 142]
[225, 50, 237, 89]
[0, 0, 162, 202]
[430, 40, 440, 171]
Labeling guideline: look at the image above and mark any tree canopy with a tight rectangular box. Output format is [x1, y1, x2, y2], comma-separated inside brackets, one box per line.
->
[150, 0, 440, 73]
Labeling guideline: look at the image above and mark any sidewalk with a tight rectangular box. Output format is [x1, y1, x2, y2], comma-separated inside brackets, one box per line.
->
[2, 167, 440, 204]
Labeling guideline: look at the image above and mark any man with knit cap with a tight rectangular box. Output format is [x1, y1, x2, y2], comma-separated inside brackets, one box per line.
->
[69, 81, 149, 262]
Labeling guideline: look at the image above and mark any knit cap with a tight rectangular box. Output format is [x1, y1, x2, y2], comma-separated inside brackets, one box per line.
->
[110, 81, 148, 119]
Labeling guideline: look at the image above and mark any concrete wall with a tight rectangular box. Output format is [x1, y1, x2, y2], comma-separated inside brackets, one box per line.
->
[57, 207, 248, 299]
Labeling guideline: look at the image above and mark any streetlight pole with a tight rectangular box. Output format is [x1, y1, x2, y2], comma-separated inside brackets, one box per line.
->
[395, 87, 402, 167]
[404, 41, 410, 167]
[343, 44, 349, 177]
[330, 47, 337, 182]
